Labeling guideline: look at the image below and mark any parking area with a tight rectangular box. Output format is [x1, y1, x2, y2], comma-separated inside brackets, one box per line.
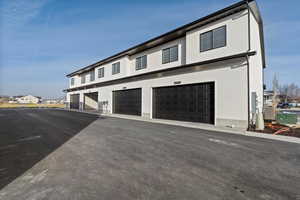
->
[0, 109, 300, 199]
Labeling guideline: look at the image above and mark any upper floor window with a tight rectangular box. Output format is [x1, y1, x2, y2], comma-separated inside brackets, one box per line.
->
[71, 78, 75, 86]
[162, 45, 178, 64]
[81, 75, 86, 84]
[98, 67, 104, 78]
[112, 62, 120, 75]
[200, 25, 226, 52]
[136, 55, 147, 70]
[90, 71, 95, 81]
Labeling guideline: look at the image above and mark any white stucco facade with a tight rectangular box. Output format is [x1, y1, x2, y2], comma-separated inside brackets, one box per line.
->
[65, 0, 265, 129]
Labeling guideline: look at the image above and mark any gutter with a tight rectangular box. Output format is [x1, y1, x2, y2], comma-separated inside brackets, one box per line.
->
[246, 1, 252, 130]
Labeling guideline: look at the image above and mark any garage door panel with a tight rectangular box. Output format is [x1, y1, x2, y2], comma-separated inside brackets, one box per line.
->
[153, 82, 214, 124]
[113, 89, 141, 116]
[70, 94, 80, 109]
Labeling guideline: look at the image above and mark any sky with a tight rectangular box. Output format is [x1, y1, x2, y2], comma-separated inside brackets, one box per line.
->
[0, 0, 299, 98]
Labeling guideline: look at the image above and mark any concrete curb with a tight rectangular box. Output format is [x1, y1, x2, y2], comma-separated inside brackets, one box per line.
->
[63, 109, 300, 144]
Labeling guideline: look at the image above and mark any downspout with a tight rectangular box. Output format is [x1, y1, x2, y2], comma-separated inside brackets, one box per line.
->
[246, 1, 251, 130]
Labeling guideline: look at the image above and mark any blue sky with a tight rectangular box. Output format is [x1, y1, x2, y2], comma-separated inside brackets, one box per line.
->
[0, 0, 299, 98]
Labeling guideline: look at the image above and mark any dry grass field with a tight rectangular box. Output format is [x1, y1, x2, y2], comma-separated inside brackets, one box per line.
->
[0, 103, 65, 108]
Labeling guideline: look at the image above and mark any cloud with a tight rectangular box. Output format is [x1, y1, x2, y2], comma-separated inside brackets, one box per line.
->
[1, 0, 50, 32]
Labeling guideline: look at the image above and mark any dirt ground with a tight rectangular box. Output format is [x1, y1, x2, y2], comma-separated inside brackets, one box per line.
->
[254, 123, 300, 138]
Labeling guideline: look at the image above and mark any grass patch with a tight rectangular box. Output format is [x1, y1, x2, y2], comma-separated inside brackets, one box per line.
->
[0, 103, 65, 108]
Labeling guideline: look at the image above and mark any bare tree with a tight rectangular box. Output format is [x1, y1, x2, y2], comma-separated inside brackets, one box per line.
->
[296, 88, 300, 97]
[279, 83, 299, 101]
[288, 83, 299, 98]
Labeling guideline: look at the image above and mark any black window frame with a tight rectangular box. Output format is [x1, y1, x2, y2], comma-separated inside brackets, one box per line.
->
[112, 62, 120, 75]
[200, 25, 226, 52]
[136, 55, 147, 70]
[98, 67, 104, 78]
[162, 45, 178, 64]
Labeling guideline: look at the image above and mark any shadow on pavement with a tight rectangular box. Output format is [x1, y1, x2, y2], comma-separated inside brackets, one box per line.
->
[0, 108, 99, 190]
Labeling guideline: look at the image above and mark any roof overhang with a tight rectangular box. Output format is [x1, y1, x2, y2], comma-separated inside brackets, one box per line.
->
[66, 0, 254, 77]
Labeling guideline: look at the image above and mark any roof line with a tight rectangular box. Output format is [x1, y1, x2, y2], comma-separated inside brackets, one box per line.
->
[64, 51, 256, 92]
[66, 0, 252, 77]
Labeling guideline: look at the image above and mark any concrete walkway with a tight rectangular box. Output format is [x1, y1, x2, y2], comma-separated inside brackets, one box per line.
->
[64, 109, 300, 144]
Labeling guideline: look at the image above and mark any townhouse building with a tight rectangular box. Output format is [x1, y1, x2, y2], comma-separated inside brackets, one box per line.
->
[64, 0, 265, 129]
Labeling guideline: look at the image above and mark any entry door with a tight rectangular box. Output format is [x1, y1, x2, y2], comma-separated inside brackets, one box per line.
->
[70, 94, 80, 109]
[153, 82, 215, 124]
[113, 88, 142, 116]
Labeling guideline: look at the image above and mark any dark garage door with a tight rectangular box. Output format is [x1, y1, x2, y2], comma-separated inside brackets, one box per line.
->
[153, 82, 215, 124]
[70, 94, 80, 109]
[113, 88, 142, 116]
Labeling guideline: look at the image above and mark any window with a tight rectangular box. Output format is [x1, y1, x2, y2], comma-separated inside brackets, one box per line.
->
[112, 62, 120, 75]
[90, 71, 95, 81]
[200, 31, 213, 52]
[98, 67, 104, 78]
[136, 55, 147, 70]
[71, 78, 74, 86]
[213, 26, 226, 48]
[200, 26, 226, 52]
[162, 45, 178, 64]
[81, 75, 86, 84]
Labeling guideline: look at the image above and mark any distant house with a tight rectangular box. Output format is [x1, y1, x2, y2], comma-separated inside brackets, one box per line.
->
[42, 97, 66, 104]
[15, 95, 41, 104]
[8, 100, 18, 104]
[0, 96, 9, 103]
[264, 90, 300, 107]
[264, 91, 274, 106]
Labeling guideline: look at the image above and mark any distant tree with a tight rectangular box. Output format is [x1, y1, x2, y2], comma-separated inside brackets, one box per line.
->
[296, 88, 300, 97]
[272, 74, 279, 114]
[279, 84, 288, 96]
[288, 83, 299, 98]
[272, 74, 279, 95]
[277, 82, 300, 102]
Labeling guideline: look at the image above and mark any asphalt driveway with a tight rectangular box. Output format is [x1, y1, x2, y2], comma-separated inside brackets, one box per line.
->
[0, 109, 300, 200]
[0, 109, 98, 189]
